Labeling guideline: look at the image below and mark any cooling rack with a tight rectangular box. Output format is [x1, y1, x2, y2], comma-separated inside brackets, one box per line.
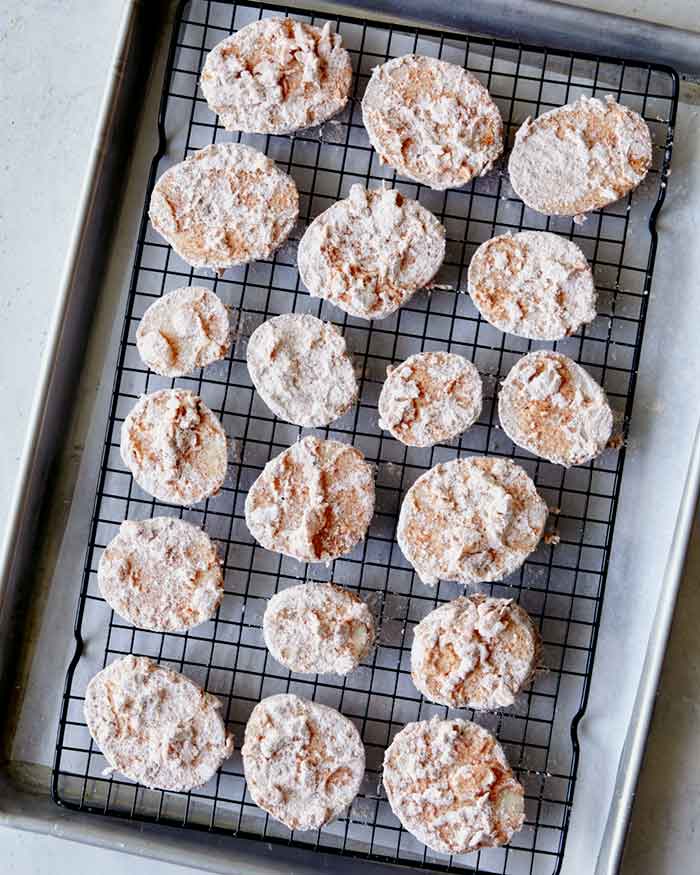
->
[52, 1, 678, 873]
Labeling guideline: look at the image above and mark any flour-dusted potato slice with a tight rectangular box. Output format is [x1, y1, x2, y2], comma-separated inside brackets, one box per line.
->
[411, 594, 541, 710]
[84, 656, 234, 792]
[383, 717, 525, 853]
[136, 286, 232, 377]
[149, 143, 298, 271]
[468, 231, 597, 340]
[201, 18, 352, 135]
[378, 350, 482, 447]
[120, 388, 228, 506]
[246, 313, 357, 427]
[508, 95, 652, 216]
[263, 582, 375, 675]
[362, 54, 503, 190]
[242, 693, 365, 830]
[245, 436, 375, 563]
[298, 184, 445, 320]
[397, 456, 547, 586]
[98, 517, 223, 632]
[499, 350, 613, 467]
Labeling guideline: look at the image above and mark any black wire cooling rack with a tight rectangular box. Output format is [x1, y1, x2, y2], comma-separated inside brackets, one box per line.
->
[52, 2, 678, 873]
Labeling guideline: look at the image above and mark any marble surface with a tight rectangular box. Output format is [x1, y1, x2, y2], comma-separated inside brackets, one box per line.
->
[0, 0, 125, 543]
[1, 1, 699, 874]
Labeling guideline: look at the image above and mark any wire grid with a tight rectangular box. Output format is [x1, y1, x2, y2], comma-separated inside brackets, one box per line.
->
[52, 1, 677, 873]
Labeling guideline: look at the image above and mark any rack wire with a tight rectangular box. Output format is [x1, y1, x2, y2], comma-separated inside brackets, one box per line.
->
[52, 2, 678, 873]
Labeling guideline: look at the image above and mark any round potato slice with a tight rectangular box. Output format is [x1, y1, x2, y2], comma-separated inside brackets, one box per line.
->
[136, 286, 232, 377]
[148, 142, 298, 271]
[245, 436, 375, 563]
[378, 350, 482, 447]
[411, 594, 541, 709]
[246, 313, 357, 427]
[467, 231, 596, 340]
[508, 95, 652, 215]
[201, 18, 352, 135]
[84, 655, 234, 791]
[120, 389, 228, 506]
[362, 54, 503, 190]
[383, 716, 525, 853]
[98, 517, 223, 632]
[397, 455, 547, 586]
[242, 693, 365, 830]
[298, 184, 445, 320]
[263, 582, 375, 674]
[498, 350, 613, 467]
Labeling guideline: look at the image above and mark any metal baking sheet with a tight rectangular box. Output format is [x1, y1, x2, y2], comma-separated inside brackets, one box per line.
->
[48, 1, 678, 873]
[3, 3, 700, 875]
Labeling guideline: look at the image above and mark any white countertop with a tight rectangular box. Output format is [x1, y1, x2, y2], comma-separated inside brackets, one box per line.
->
[2, 1, 699, 873]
